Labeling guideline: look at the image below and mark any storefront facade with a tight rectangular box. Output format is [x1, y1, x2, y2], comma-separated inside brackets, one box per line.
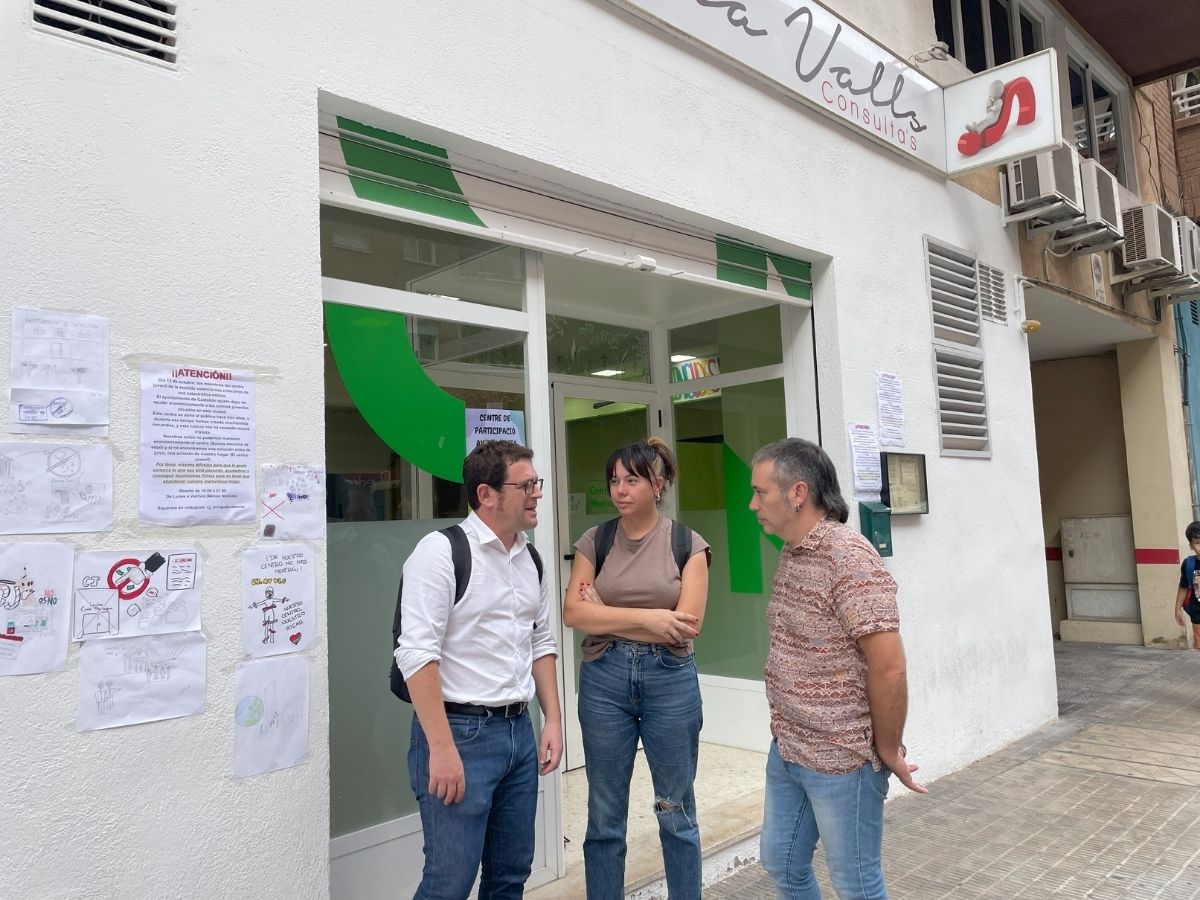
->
[4, 2, 1059, 897]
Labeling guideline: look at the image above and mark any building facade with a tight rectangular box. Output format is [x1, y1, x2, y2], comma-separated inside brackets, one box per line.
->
[5, 1, 1196, 897]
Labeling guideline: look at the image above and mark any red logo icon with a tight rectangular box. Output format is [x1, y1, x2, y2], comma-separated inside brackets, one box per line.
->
[957, 76, 1036, 157]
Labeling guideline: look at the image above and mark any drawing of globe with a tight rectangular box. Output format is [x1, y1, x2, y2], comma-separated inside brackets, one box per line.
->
[236, 695, 265, 727]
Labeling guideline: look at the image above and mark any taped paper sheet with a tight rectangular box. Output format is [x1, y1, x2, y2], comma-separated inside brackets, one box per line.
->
[259, 465, 326, 540]
[139, 363, 256, 526]
[9, 308, 109, 436]
[73, 549, 201, 641]
[0, 442, 112, 534]
[234, 654, 309, 777]
[241, 545, 314, 658]
[77, 631, 206, 731]
[0, 542, 74, 676]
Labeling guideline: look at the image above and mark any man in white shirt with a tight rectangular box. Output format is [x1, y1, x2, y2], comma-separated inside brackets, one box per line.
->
[396, 440, 563, 900]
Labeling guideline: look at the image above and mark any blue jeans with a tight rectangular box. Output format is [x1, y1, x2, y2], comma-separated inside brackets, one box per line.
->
[409, 710, 538, 900]
[579, 641, 703, 900]
[761, 741, 890, 899]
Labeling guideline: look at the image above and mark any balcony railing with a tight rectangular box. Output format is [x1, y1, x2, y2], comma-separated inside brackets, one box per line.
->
[1174, 71, 1200, 118]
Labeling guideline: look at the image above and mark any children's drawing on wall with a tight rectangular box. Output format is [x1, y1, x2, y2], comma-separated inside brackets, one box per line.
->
[241, 544, 314, 658]
[8, 308, 109, 437]
[0, 442, 112, 534]
[0, 542, 73, 676]
[233, 654, 309, 777]
[76, 631, 206, 731]
[73, 549, 201, 641]
[259, 464, 325, 540]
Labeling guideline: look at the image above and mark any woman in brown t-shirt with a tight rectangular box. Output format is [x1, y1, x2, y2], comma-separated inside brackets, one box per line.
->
[563, 438, 710, 899]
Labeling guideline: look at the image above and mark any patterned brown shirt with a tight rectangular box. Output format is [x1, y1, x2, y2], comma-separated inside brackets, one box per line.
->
[765, 517, 900, 774]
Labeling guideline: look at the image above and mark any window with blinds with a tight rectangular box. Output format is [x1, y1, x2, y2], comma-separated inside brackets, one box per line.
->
[926, 237, 992, 456]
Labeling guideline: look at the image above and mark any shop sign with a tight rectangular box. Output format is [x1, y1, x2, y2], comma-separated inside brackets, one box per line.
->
[943, 50, 1062, 176]
[671, 355, 722, 402]
[586, 481, 617, 515]
[609, 0, 947, 171]
[466, 409, 526, 454]
[608, 2, 1062, 177]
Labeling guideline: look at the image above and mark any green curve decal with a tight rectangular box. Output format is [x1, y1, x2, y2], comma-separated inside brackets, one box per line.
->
[324, 303, 466, 483]
[722, 443, 783, 593]
[336, 117, 486, 227]
[715, 236, 813, 301]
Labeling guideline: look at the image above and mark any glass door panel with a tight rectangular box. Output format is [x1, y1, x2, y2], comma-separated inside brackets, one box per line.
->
[553, 385, 655, 770]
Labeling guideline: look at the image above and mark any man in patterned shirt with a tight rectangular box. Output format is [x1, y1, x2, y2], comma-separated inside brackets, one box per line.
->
[749, 438, 925, 899]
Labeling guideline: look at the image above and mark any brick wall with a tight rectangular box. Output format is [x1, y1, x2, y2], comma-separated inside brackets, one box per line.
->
[1178, 115, 1200, 219]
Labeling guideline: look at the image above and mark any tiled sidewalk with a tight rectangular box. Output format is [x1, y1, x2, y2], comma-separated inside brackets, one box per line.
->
[705, 642, 1200, 899]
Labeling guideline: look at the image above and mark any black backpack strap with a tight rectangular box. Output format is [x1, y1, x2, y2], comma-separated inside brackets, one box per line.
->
[670, 519, 693, 573]
[527, 542, 544, 583]
[440, 524, 472, 604]
[593, 517, 620, 577]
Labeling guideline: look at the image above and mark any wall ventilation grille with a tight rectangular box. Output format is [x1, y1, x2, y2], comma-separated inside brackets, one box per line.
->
[977, 263, 1008, 324]
[934, 348, 990, 454]
[32, 0, 178, 65]
[926, 240, 981, 347]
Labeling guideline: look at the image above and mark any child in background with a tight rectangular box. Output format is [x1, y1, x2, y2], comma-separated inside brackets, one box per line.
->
[1175, 521, 1200, 649]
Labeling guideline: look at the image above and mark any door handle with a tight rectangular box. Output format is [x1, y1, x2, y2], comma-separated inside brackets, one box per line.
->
[563, 553, 576, 561]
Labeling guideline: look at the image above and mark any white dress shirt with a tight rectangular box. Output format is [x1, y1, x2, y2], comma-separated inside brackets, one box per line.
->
[394, 511, 558, 706]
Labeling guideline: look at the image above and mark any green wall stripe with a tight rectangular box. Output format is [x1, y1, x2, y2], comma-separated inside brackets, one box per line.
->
[335, 117, 486, 227]
[324, 303, 466, 483]
[716, 235, 813, 300]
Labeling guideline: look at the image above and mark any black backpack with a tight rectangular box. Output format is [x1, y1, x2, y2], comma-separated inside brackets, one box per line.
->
[389, 524, 544, 702]
[591, 517, 702, 577]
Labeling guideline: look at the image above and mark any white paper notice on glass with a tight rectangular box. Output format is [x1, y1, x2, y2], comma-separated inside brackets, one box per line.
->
[259, 465, 326, 540]
[0, 542, 74, 676]
[847, 422, 883, 493]
[9, 308, 109, 436]
[242, 545, 315, 658]
[234, 654, 309, 777]
[139, 363, 256, 526]
[875, 372, 905, 448]
[77, 631, 206, 731]
[73, 549, 202, 642]
[0, 442, 112, 535]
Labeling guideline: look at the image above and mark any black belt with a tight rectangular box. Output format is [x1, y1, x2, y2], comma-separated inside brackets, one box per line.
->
[444, 701, 528, 718]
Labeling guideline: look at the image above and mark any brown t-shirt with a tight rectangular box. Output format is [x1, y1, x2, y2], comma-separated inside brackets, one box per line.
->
[765, 517, 900, 774]
[573, 516, 709, 661]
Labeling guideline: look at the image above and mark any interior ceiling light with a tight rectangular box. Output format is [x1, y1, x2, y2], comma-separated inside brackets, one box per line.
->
[670, 354, 697, 363]
[591, 369, 624, 377]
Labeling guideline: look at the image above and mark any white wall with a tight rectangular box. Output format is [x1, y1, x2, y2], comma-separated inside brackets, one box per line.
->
[318, 0, 1057, 780]
[0, 5, 327, 899]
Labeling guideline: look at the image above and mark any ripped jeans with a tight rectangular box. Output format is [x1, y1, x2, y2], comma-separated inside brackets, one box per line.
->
[579, 640, 703, 899]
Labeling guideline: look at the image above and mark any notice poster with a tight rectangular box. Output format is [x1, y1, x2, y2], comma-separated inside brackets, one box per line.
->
[466, 409, 525, 454]
[241, 545, 314, 658]
[234, 654, 310, 777]
[9, 308, 109, 436]
[73, 549, 201, 641]
[875, 372, 905, 448]
[0, 542, 73, 676]
[139, 363, 256, 526]
[259, 464, 326, 540]
[0, 442, 112, 534]
[847, 422, 883, 496]
[77, 631, 207, 731]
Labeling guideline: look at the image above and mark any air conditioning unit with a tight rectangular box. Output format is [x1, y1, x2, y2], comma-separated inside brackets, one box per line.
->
[1003, 144, 1084, 225]
[1149, 217, 1200, 304]
[1177, 217, 1200, 279]
[1122, 204, 1181, 272]
[1049, 158, 1125, 252]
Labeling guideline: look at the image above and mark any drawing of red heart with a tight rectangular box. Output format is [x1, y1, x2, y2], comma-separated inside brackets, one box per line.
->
[289, 632, 301, 645]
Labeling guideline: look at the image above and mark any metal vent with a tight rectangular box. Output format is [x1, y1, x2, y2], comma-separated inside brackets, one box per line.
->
[1014, 156, 1040, 203]
[934, 348, 989, 454]
[926, 240, 981, 347]
[32, 0, 178, 65]
[1190, 300, 1199, 326]
[1051, 145, 1078, 206]
[978, 264, 1008, 324]
[1159, 208, 1178, 266]
[1098, 174, 1118, 227]
[1124, 208, 1147, 262]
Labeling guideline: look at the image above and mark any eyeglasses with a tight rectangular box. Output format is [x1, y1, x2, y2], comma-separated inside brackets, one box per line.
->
[499, 478, 544, 496]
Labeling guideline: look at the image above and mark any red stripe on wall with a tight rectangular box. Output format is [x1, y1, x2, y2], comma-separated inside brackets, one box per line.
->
[1134, 548, 1180, 565]
[1045, 547, 1063, 561]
